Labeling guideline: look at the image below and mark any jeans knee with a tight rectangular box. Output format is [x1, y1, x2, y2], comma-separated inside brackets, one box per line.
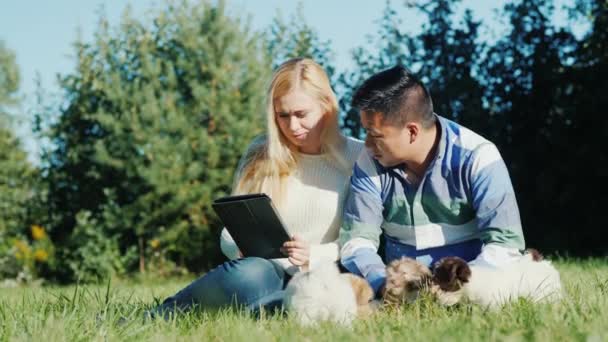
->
[223, 257, 283, 290]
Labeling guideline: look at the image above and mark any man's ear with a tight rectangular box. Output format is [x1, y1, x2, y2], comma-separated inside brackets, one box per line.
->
[405, 122, 420, 144]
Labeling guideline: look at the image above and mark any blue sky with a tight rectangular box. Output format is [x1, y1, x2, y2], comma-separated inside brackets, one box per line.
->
[0, 0, 583, 163]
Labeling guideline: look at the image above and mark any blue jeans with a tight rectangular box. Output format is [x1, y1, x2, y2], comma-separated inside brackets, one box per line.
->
[384, 235, 483, 267]
[149, 257, 289, 319]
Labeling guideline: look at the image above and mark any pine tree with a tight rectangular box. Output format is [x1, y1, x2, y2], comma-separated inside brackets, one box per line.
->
[0, 41, 34, 237]
[266, 3, 336, 79]
[37, 0, 270, 281]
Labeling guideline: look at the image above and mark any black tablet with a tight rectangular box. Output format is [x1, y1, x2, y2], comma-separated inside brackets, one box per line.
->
[212, 193, 291, 259]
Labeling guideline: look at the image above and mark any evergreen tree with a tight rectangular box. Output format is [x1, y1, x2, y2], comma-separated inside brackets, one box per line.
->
[0, 41, 34, 237]
[338, 0, 484, 137]
[37, 0, 270, 281]
[266, 2, 336, 79]
[405, 0, 486, 132]
[338, 1, 411, 138]
[478, 0, 585, 253]
[0, 41, 45, 280]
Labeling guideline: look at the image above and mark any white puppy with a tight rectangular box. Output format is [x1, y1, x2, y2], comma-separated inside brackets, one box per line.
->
[432, 251, 563, 308]
[283, 263, 374, 326]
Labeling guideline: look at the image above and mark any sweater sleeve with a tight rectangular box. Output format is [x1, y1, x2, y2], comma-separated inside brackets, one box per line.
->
[308, 241, 340, 269]
[219, 228, 241, 260]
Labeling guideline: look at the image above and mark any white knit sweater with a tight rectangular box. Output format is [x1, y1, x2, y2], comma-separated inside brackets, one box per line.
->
[220, 136, 364, 275]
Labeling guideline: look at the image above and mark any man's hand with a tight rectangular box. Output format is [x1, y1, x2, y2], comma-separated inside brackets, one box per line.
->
[281, 235, 310, 267]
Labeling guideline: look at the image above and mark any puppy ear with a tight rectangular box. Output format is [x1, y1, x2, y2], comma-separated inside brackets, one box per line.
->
[432, 257, 470, 291]
[453, 259, 471, 283]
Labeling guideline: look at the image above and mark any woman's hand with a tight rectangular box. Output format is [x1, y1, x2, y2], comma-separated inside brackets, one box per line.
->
[281, 235, 310, 267]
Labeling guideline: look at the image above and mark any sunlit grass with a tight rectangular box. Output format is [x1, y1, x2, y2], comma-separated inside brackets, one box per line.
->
[1, 259, 606, 341]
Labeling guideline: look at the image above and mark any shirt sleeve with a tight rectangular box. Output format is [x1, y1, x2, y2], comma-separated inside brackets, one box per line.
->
[468, 143, 525, 250]
[469, 243, 522, 268]
[338, 151, 387, 295]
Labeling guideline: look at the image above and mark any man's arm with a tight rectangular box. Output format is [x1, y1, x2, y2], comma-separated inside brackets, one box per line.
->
[339, 152, 387, 295]
[468, 143, 525, 267]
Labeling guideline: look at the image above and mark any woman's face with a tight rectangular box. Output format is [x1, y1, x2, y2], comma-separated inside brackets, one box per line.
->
[274, 89, 326, 154]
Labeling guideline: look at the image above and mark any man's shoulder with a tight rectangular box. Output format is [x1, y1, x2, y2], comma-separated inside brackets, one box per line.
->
[437, 116, 503, 168]
[344, 136, 365, 161]
[438, 115, 494, 153]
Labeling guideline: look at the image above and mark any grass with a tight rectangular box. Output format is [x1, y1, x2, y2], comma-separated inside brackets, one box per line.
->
[1, 258, 607, 342]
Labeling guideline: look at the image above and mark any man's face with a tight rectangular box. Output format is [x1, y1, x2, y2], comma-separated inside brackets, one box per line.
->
[361, 111, 411, 167]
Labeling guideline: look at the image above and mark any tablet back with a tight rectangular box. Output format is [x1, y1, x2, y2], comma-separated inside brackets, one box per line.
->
[212, 193, 291, 259]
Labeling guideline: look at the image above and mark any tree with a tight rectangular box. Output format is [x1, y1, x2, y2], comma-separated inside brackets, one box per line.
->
[0, 41, 32, 237]
[0, 41, 47, 281]
[405, 0, 486, 132]
[337, 1, 411, 138]
[338, 0, 485, 136]
[36, 0, 270, 282]
[266, 2, 336, 79]
[477, 0, 608, 254]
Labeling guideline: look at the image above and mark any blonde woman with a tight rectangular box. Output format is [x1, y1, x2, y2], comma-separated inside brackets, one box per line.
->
[149, 58, 363, 318]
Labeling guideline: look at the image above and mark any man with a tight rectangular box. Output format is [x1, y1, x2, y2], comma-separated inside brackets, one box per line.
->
[338, 65, 526, 295]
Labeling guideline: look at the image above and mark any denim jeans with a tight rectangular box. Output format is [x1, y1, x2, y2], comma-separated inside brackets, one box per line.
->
[384, 234, 482, 267]
[149, 257, 289, 319]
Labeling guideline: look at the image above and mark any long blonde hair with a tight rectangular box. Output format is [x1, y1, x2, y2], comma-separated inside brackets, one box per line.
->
[233, 58, 348, 205]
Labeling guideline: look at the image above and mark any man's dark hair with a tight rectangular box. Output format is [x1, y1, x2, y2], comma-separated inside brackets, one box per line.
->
[351, 65, 435, 128]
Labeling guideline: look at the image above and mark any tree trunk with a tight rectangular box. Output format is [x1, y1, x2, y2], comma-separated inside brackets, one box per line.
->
[139, 236, 145, 273]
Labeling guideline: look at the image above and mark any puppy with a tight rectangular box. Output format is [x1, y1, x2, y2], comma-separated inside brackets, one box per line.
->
[383, 257, 433, 306]
[343, 273, 376, 317]
[283, 263, 374, 326]
[432, 250, 562, 308]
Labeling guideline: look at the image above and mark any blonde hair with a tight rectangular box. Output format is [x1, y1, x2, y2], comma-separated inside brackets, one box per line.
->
[233, 58, 348, 205]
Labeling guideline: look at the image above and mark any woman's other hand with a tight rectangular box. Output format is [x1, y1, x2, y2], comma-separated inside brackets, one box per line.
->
[281, 235, 310, 267]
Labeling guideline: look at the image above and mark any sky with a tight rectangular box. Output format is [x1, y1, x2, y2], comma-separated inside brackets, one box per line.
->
[0, 0, 584, 164]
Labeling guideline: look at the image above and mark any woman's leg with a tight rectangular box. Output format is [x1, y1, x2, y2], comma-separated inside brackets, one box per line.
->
[149, 257, 287, 319]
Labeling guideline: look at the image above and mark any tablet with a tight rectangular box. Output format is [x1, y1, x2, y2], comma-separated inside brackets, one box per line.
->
[212, 193, 291, 259]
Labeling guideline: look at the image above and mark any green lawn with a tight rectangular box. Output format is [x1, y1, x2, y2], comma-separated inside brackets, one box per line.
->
[1, 259, 607, 341]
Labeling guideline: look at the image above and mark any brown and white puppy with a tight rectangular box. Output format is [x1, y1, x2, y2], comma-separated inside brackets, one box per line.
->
[431, 249, 562, 308]
[383, 257, 433, 306]
[343, 273, 376, 317]
[284, 263, 375, 326]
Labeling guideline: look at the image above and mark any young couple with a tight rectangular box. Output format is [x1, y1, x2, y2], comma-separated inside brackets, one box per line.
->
[149, 58, 526, 318]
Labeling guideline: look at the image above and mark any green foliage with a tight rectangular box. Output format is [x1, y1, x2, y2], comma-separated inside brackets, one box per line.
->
[477, 0, 607, 254]
[63, 211, 133, 283]
[266, 2, 335, 79]
[337, 2, 410, 138]
[0, 128, 34, 235]
[37, 0, 270, 282]
[0, 41, 19, 107]
[406, 0, 486, 131]
[338, 0, 485, 137]
[0, 41, 51, 283]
